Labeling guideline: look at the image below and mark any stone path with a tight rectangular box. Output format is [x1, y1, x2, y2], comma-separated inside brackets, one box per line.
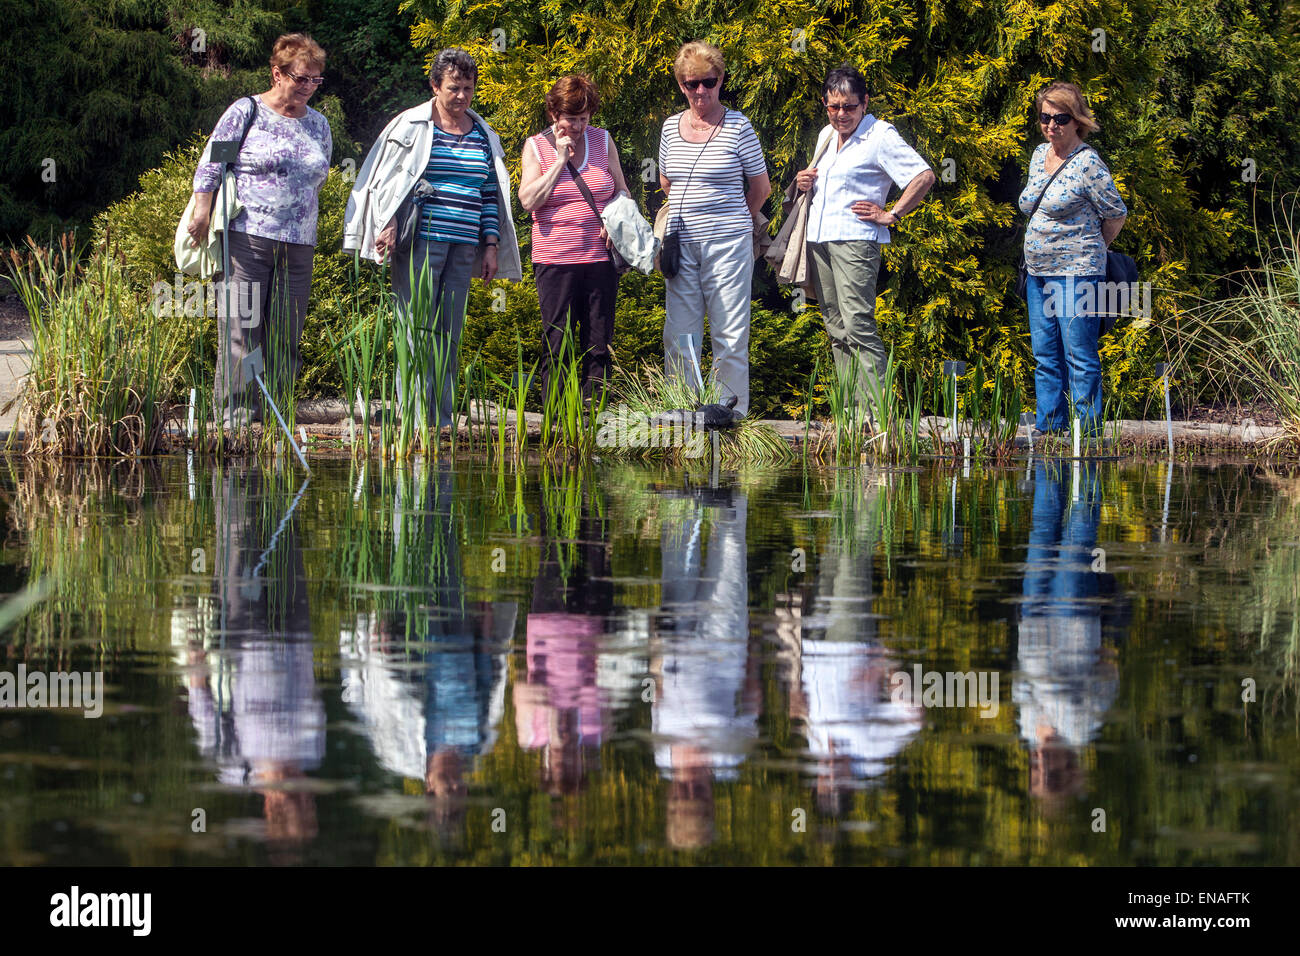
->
[0, 338, 31, 431]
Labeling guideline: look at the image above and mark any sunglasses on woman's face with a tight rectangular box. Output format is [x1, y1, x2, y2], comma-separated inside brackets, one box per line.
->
[682, 76, 719, 91]
[1039, 112, 1073, 127]
[824, 100, 862, 113]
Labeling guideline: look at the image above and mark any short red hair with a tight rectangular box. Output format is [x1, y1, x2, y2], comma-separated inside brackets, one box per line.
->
[545, 75, 600, 118]
[270, 33, 325, 73]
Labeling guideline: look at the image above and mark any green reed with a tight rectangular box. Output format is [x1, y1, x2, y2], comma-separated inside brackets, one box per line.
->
[4, 234, 188, 457]
[391, 257, 442, 458]
[963, 359, 1022, 460]
[1178, 193, 1300, 446]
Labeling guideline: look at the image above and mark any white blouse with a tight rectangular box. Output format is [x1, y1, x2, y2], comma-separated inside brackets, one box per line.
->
[806, 115, 931, 244]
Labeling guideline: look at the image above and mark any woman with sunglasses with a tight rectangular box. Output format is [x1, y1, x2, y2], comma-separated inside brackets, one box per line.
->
[187, 33, 333, 430]
[794, 65, 935, 413]
[1019, 81, 1127, 440]
[658, 41, 770, 421]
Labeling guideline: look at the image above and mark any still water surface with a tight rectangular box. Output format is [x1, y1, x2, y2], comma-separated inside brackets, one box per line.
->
[1, 456, 1297, 864]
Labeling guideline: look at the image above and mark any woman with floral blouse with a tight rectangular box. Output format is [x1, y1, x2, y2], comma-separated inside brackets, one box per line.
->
[188, 33, 333, 429]
[1019, 81, 1127, 439]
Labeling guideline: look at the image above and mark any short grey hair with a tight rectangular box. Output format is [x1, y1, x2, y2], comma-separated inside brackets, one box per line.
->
[430, 48, 477, 86]
[822, 65, 867, 102]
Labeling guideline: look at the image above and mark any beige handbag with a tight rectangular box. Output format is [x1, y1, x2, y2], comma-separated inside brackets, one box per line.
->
[764, 131, 835, 294]
[174, 96, 258, 279]
[752, 211, 771, 261]
[173, 169, 240, 280]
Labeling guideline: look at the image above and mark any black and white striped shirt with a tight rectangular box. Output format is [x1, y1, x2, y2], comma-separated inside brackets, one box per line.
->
[658, 109, 767, 243]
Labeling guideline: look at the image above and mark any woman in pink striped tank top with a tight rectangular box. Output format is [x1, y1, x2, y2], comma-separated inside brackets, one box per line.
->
[519, 75, 632, 401]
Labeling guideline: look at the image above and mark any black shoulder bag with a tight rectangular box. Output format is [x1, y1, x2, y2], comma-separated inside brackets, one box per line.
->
[1090, 147, 1138, 334]
[660, 111, 725, 279]
[541, 128, 629, 273]
[1016, 145, 1085, 298]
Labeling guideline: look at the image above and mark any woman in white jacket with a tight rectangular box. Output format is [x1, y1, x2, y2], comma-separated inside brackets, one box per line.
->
[344, 49, 522, 429]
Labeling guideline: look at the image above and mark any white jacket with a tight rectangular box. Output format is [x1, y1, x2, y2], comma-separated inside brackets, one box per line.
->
[342, 102, 522, 281]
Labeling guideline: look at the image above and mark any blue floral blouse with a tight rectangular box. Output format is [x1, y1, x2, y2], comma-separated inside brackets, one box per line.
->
[1018, 143, 1127, 277]
[193, 96, 332, 246]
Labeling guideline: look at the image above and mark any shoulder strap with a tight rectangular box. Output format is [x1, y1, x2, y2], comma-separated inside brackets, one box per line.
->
[1028, 145, 1086, 219]
[235, 96, 258, 153]
[667, 109, 725, 230]
[811, 128, 834, 166]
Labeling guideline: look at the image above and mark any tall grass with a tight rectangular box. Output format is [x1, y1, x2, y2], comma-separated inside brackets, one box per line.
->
[330, 257, 393, 458]
[391, 256, 438, 458]
[540, 324, 602, 460]
[612, 357, 792, 465]
[4, 234, 189, 456]
[962, 359, 1023, 460]
[1179, 194, 1300, 444]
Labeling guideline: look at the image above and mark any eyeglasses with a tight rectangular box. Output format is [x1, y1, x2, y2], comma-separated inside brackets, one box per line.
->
[1039, 112, 1073, 127]
[281, 68, 324, 87]
[825, 101, 863, 113]
[681, 76, 719, 91]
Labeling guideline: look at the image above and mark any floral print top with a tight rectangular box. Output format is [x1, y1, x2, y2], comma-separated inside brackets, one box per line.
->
[1018, 143, 1126, 277]
[193, 96, 332, 246]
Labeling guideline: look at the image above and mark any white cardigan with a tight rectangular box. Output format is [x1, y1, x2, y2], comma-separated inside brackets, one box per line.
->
[342, 101, 522, 281]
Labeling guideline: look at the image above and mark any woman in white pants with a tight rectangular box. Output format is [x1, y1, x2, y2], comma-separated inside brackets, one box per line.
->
[658, 41, 770, 420]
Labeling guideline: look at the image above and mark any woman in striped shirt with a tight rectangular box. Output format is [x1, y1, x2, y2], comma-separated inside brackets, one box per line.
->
[355, 48, 520, 430]
[658, 41, 770, 420]
[519, 75, 631, 401]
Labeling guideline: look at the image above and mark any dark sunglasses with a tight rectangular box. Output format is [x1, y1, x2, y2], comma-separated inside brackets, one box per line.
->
[1039, 112, 1073, 126]
[824, 101, 863, 113]
[682, 76, 719, 91]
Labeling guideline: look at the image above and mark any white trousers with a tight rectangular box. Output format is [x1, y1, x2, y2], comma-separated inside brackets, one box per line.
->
[663, 232, 754, 416]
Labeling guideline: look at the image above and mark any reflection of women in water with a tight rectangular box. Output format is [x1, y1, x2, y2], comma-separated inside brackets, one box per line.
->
[650, 481, 759, 849]
[775, 472, 921, 815]
[516, 483, 614, 797]
[338, 462, 509, 832]
[1016, 460, 1123, 807]
[176, 465, 323, 852]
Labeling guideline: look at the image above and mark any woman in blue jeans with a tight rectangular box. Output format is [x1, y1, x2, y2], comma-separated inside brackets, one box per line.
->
[1019, 82, 1127, 438]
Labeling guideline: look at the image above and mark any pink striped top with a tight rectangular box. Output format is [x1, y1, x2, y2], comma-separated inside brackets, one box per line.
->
[529, 127, 615, 265]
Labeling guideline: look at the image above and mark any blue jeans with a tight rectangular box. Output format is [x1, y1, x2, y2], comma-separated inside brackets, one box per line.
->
[1026, 273, 1105, 435]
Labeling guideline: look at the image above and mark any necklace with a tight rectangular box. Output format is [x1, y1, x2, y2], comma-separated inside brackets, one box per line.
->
[688, 107, 723, 131]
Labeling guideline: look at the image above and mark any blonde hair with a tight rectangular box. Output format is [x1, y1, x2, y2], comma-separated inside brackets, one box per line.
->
[673, 41, 725, 83]
[1035, 82, 1100, 137]
[270, 33, 326, 73]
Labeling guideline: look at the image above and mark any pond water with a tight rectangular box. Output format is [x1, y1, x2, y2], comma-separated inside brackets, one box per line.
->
[1, 454, 1297, 865]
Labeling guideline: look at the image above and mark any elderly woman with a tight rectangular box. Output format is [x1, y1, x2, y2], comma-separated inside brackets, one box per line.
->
[1018, 81, 1127, 439]
[658, 41, 770, 420]
[344, 48, 523, 429]
[518, 74, 631, 402]
[187, 33, 333, 429]
[795, 65, 935, 411]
